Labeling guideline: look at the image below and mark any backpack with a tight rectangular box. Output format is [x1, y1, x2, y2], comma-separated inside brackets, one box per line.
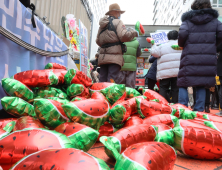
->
[19, 0, 36, 28]
[99, 17, 127, 54]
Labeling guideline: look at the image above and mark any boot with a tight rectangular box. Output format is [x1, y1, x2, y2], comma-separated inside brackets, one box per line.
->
[211, 104, 219, 110]
[205, 106, 210, 113]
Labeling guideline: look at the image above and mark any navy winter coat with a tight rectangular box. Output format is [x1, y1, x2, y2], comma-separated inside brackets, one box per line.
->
[177, 9, 222, 88]
[145, 56, 157, 81]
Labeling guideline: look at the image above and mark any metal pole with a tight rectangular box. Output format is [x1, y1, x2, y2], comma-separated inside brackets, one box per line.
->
[88, 14, 93, 59]
[58, 0, 63, 36]
[48, 0, 52, 23]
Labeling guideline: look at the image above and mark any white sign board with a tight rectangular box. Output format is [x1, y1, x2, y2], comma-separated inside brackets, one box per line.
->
[150, 32, 168, 45]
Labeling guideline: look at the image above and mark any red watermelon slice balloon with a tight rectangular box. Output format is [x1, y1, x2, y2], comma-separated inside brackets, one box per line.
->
[143, 89, 169, 105]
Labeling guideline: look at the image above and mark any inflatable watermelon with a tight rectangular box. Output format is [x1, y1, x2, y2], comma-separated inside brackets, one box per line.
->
[146, 37, 155, 45]
[123, 116, 143, 128]
[1, 78, 34, 102]
[50, 69, 67, 85]
[171, 44, 183, 50]
[64, 69, 92, 87]
[102, 142, 176, 170]
[154, 124, 174, 146]
[67, 84, 90, 98]
[45, 62, 67, 70]
[0, 121, 15, 138]
[0, 128, 74, 169]
[34, 86, 68, 99]
[125, 87, 140, 98]
[204, 121, 222, 132]
[1, 97, 36, 118]
[10, 148, 110, 170]
[97, 122, 117, 142]
[143, 89, 169, 105]
[71, 96, 87, 102]
[0, 118, 17, 129]
[199, 113, 222, 123]
[143, 114, 178, 128]
[46, 97, 69, 104]
[135, 21, 145, 35]
[54, 122, 99, 152]
[62, 99, 110, 130]
[34, 99, 69, 128]
[91, 91, 107, 100]
[144, 48, 149, 52]
[13, 70, 59, 87]
[13, 116, 45, 131]
[127, 96, 147, 114]
[100, 124, 157, 159]
[136, 98, 175, 118]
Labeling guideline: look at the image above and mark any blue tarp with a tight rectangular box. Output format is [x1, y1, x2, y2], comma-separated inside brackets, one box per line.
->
[0, 0, 68, 108]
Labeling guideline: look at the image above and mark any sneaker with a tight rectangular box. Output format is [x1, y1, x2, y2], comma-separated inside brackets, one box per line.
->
[211, 104, 219, 110]
[205, 106, 210, 113]
[216, 110, 222, 116]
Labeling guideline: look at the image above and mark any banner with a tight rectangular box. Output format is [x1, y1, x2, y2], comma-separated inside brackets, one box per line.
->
[79, 20, 88, 75]
[150, 32, 168, 45]
[0, 0, 68, 108]
[137, 57, 144, 63]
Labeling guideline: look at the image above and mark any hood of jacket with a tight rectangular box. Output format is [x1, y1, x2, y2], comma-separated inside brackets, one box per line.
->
[181, 8, 219, 25]
[99, 16, 110, 29]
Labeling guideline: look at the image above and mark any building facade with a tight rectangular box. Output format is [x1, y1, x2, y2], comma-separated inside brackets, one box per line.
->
[88, 0, 107, 23]
[153, 0, 222, 25]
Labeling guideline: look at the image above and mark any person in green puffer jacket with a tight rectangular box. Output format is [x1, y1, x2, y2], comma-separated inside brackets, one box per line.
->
[116, 37, 141, 88]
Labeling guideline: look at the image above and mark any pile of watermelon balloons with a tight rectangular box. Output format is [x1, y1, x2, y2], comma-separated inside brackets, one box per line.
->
[1, 63, 222, 170]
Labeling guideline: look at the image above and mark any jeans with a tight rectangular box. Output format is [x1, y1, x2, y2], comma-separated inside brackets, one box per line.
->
[179, 87, 206, 112]
[193, 88, 210, 106]
[159, 77, 179, 103]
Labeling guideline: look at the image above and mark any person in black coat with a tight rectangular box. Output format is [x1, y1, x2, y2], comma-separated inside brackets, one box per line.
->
[145, 56, 157, 90]
[177, 0, 222, 112]
[217, 43, 222, 115]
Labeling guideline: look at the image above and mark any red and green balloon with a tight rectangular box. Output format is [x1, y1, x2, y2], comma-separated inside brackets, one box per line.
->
[135, 21, 145, 35]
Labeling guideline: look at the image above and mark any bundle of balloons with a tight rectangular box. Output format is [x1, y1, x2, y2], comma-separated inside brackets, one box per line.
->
[1, 62, 222, 170]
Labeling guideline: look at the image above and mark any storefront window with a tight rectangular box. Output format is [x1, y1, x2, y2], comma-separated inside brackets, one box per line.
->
[219, 0, 222, 4]
[218, 16, 222, 22]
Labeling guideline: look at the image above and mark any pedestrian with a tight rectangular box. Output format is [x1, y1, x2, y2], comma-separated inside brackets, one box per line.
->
[151, 30, 182, 103]
[145, 56, 157, 90]
[217, 42, 222, 115]
[90, 48, 100, 72]
[116, 37, 141, 88]
[177, 0, 222, 112]
[96, 3, 138, 83]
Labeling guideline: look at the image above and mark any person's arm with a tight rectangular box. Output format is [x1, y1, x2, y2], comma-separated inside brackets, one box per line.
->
[216, 20, 222, 46]
[178, 21, 189, 47]
[116, 20, 138, 42]
[149, 56, 156, 63]
[136, 45, 142, 57]
[96, 28, 102, 46]
[151, 44, 162, 58]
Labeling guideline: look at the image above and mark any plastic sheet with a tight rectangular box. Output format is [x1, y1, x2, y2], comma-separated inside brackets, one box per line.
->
[45, 62, 67, 70]
[67, 84, 90, 98]
[62, 99, 110, 130]
[0, 128, 74, 169]
[143, 89, 168, 105]
[64, 69, 92, 87]
[13, 116, 45, 131]
[34, 99, 69, 128]
[55, 122, 99, 152]
[1, 97, 36, 118]
[143, 114, 178, 128]
[10, 148, 110, 170]
[100, 124, 157, 159]
[2, 78, 34, 102]
[136, 98, 175, 118]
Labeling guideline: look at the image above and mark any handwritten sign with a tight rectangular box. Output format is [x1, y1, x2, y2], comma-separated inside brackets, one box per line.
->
[150, 32, 168, 45]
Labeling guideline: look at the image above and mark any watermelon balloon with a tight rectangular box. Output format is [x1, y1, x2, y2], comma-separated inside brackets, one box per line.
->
[204, 121, 222, 132]
[0, 121, 15, 138]
[1, 78, 34, 102]
[13, 70, 59, 87]
[173, 124, 222, 159]
[97, 122, 117, 142]
[62, 99, 110, 130]
[127, 96, 147, 114]
[136, 98, 175, 118]
[91, 91, 107, 101]
[0, 118, 17, 129]
[143, 89, 169, 105]
[0, 128, 74, 169]
[34, 86, 68, 99]
[103, 142, 176, 170]
[45, 62, 67, 70]
[146, 37, 155, 45]
[67, 84, 90, 98]
[34, 99, 69, 128]
[125, 87, 140, 98]
[123, 116, 143, 128]
[171, 44, 183, 50]
[71, 96, 87, 102]
[50, 69, 67, 85]
[143, 114, 178, 128]
[144, 48, 149, 52]
[10, 148, 110, 170]
[199, 113, 222, 123]
[154, 124, 174, 146]
[46, 97, 69, 105]
[135, 21, 145, 35]
[13, 116, 45, 131]
[64, 69, 92, 87]
[1, 97, 36, 118]
[54, 122, 99, 152]
[100, 124, 157, 159]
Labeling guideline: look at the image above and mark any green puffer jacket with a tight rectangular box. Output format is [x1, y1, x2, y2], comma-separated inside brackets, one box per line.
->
[121, 38, 141, 71]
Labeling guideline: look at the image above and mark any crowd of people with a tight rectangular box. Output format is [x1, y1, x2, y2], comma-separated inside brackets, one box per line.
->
[91, 0, 222, 114]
